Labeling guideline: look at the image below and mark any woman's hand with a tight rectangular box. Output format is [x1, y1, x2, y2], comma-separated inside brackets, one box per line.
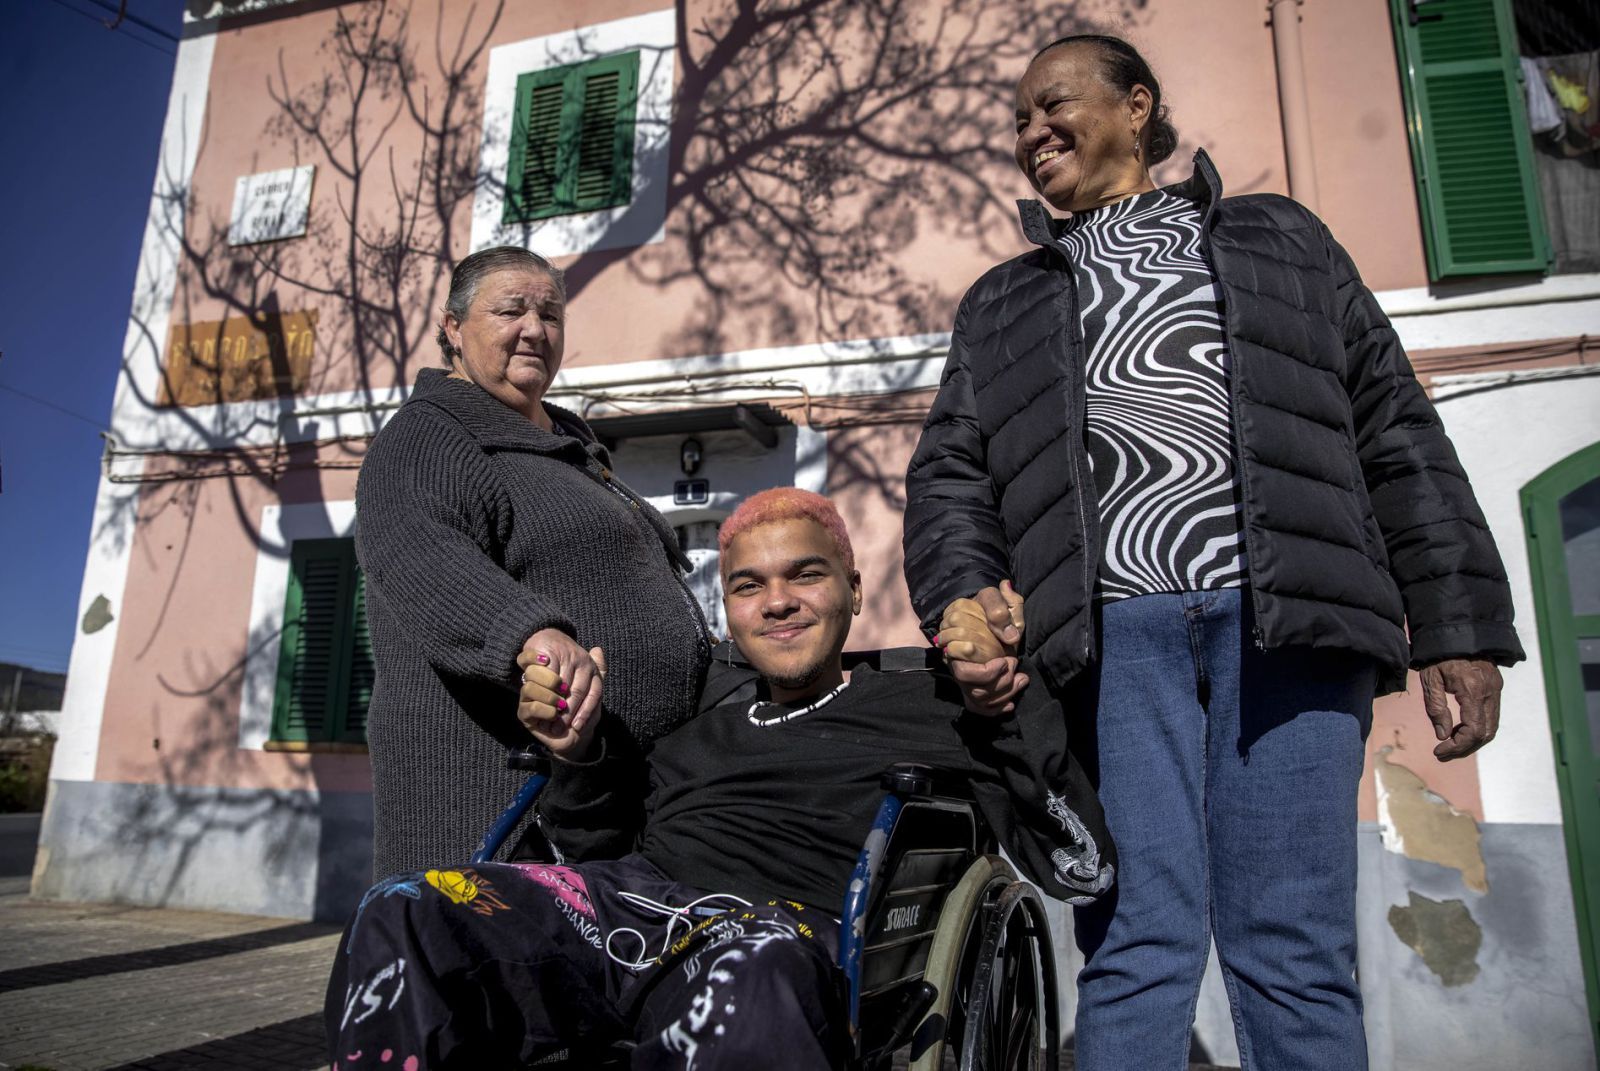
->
[1420, 658, 1503, 761]
[517, 629, 606, 759]
[935, 581, 1029, 717]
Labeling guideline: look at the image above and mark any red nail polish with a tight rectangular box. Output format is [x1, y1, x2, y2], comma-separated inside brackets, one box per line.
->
[558, 681, 570, 696]
[555, 698, 568, 712]
[536, 653, 550, 666]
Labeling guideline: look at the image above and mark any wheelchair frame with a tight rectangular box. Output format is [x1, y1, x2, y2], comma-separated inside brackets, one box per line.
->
[841, 762, 1060, 1071]
[475, 754, 1059, 1071]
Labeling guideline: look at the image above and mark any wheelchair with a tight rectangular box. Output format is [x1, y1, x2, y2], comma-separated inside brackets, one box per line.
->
[474, 648, 1061, 1071]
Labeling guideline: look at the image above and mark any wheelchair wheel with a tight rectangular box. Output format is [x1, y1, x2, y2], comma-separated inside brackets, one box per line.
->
[906, 854, 1060, 1071]
[956, 879, 1059, 1071]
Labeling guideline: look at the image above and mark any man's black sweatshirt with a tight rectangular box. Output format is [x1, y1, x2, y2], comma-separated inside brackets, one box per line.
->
[532, 662, 1115, 913]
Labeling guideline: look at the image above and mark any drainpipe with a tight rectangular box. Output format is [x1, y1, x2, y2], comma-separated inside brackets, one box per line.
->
[1267, 0, 1321, 213]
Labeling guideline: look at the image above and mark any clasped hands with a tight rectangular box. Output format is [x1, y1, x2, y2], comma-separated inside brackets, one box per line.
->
[935, 580, 1029, 717]
[516, 628, 606, 760]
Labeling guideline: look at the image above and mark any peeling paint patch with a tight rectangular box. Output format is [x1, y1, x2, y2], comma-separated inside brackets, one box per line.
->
[81, 595, 113, 635]
[1388, 892, 1481, 986]
[1373, 746, 1487, 892]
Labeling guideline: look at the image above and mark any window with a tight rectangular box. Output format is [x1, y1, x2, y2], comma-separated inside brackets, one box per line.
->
[1390, 0, 1552, 278]
[676, 519, 728, 641]
[1512, 0, 1600, 274]
[504, 52, 640, 223]
[270, 538, 373, 746]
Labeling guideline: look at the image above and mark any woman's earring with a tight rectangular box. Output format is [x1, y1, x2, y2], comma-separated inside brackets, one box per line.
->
[1132, 127, 1142, 161]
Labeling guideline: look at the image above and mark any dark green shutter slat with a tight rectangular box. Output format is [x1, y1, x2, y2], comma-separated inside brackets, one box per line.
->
[503, 52, 640, 224]
[518, 82, 566, 218]
[273, 547, 346, 741]
[344, 568, 375, 740]
[271, 538, 369, 746]
[287, 554, 341, 736]
[1391, 0, 1550, 278]
[1416, 1, 1499, 63]
[574, 71, 622, 204]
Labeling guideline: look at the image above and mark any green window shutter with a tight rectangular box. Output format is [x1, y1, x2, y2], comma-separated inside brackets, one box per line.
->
[271, 538, 369, 745]
[1390, 0, 1551, 278]
[504, 51, 640, 223]
[342, 567, 375, 742]
[507, 76, 567, 220]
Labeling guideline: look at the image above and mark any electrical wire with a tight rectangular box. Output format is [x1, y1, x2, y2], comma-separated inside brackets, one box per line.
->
[43, 0, 177, 58]
[83, 332, 1596, 484]
[0, 383, 110, 431]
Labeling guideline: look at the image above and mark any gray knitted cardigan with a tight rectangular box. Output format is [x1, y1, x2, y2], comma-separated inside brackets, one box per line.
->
[356, 368, 711, 879]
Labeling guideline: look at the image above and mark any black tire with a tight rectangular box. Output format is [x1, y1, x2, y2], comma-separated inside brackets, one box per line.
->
[908, 856, 1012, 1071]
[955, 880, 1059, 1071]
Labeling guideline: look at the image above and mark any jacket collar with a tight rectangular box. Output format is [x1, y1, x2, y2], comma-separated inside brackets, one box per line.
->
[1017, 147, 1225, 250]
[407, 367, 606, 463]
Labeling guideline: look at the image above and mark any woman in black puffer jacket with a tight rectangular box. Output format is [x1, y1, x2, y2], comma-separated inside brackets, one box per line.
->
[903, 35, 1521, 1071]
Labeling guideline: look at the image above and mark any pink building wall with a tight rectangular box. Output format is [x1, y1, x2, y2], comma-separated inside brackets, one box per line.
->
[166, 0, 1438, 406]
[41, 4, 1600, 1063]
[97, 0, 1480, 802]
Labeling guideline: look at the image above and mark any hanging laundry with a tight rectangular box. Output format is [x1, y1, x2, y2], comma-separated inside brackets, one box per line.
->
[1537, 52, 1600, 156]
[1523, 56, 1565, 134]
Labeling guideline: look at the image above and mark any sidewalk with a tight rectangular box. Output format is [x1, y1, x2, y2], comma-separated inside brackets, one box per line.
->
[0, 834, 338, 1071]
[0, 819, 1235, 1070]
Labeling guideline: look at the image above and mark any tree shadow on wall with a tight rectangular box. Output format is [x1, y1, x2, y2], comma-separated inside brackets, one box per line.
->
[139, 0, 1152, 463]
[561, 0, 1144, 354]
[94, 0, 1164, 916]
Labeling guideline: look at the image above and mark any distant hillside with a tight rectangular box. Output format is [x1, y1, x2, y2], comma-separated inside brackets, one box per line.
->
[0, 663, 67, 713]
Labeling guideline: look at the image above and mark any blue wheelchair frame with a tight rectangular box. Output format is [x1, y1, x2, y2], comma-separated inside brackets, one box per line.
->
[470, 755, 929, 1036]
[480, 643, 1062, 1069]
[467, 755, 1056, 1062]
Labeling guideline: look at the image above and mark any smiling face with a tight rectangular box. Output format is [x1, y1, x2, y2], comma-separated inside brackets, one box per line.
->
[722, 517, 862, 704]
[441, 267, 566, 422]
[1014, 43, 1153, 213]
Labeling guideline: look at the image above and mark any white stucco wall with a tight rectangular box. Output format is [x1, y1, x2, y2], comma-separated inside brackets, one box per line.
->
[1433, 366, 1600, 826]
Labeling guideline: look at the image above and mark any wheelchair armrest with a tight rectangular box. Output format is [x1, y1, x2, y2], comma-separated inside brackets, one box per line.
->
[471, 749, 552, 865]
[508, 746, 553, 773]
[879, 762, 972, 800]
[843, 647, 943, 673]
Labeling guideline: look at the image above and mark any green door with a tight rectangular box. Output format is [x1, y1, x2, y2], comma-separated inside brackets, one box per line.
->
[1524, 440, 1600, 1047]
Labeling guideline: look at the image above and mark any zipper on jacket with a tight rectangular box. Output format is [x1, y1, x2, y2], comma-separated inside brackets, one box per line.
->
[1196, 224, 1266, 649]
[1052, 254, 1099, 664]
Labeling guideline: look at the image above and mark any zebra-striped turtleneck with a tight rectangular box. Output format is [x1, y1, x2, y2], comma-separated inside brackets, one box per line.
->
[1056, 188, 1246, 603]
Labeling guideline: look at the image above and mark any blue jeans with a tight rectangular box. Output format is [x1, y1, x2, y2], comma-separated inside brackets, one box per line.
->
[1071, 589, 1374, 1071]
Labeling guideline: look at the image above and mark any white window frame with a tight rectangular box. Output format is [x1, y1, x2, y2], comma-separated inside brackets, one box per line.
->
[471, 9, 676, 258]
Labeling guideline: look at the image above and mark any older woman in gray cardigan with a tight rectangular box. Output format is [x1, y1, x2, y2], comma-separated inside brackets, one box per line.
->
[356, 246, 711, 879]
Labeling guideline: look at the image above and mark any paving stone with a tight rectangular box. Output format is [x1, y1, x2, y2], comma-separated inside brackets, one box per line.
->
[0, 886, 338, 1071]
[0, 884, 1237, 1070]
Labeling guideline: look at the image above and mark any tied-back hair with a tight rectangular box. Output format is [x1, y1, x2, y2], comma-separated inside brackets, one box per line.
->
[1033, 33, 1179, 165]
[436, 246, 566, 366]
[719, 488, 856, 573]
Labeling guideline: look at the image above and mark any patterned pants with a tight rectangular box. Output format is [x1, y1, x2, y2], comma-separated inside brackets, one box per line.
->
[325, 854, 848, 1070]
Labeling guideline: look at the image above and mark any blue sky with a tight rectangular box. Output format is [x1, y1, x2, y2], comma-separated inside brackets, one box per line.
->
[0, 1, 180, 673]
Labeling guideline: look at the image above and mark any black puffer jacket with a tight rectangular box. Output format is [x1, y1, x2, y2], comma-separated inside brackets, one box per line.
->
[904, 151, 1522, 694]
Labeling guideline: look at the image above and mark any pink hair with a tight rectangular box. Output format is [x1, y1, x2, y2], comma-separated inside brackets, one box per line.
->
[718, 488, 855, 572]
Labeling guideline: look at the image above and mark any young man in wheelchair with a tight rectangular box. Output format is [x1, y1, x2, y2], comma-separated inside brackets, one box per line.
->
[327, 488, 1113, 1070]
